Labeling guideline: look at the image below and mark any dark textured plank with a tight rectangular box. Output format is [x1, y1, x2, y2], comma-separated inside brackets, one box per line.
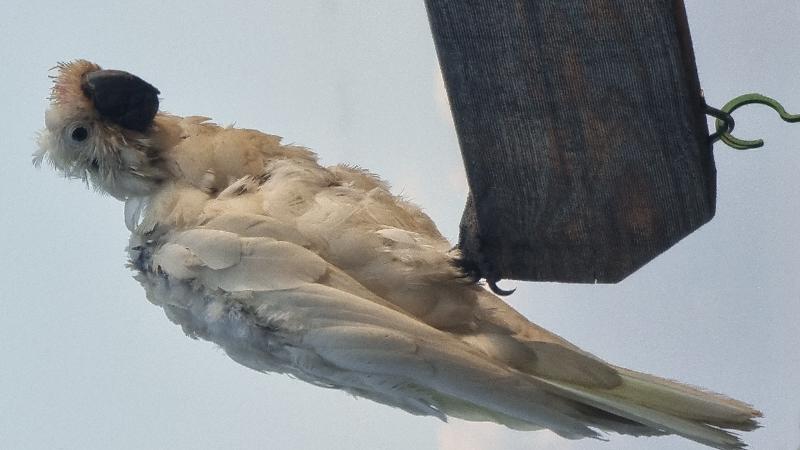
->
[426, 0, 715, 283]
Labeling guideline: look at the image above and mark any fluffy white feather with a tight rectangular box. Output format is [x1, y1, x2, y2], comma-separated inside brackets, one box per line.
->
[36, 60, 762, 449]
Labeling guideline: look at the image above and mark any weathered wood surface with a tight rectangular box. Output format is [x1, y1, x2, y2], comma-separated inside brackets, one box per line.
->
[425, 0, 715, 283]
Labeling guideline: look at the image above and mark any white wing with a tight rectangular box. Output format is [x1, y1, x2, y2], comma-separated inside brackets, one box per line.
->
[136, 221, 606, 438]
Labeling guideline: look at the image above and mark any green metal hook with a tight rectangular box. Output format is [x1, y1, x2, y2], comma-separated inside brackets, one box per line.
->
[714, 93, 800, 150]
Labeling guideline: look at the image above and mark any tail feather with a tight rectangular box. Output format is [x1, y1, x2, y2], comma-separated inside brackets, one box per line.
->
[613, 367, 761, 431]
[530, 368, 762, 449]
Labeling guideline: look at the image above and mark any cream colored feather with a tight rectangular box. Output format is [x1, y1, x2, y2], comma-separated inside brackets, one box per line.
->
[36, 60, 761, 449]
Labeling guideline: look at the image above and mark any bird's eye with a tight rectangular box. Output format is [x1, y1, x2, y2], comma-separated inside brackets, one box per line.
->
[71, 126, 89, 142]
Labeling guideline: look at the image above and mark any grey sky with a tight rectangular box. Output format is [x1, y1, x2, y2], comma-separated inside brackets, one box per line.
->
[1, 1, 797, 449]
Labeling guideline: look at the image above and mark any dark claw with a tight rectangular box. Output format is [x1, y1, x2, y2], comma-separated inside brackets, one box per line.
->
[487, 279, 516, 296]
[81, 69, 160, 132]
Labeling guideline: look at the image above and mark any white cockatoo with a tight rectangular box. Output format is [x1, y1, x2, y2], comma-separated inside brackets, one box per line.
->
[35, 60, 761, 449]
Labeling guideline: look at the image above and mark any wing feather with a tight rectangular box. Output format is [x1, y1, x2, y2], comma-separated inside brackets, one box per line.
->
[202, 239, 327, 291]
[173, 229, 241, 269]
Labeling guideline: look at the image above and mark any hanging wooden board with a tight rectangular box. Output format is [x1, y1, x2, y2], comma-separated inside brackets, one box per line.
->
[425, 0, 715, 283]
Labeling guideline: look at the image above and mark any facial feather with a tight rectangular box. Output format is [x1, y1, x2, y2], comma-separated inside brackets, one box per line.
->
[35, 60, 166, 199]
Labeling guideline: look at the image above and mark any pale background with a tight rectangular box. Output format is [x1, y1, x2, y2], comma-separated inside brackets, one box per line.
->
[1, 1, 798, 449]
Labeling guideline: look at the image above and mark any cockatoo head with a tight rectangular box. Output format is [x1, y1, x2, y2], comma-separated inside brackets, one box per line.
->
[35, 60, 166, 199]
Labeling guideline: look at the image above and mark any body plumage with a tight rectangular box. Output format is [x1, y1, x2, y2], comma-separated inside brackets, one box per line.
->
[36, 60, 761, 449]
